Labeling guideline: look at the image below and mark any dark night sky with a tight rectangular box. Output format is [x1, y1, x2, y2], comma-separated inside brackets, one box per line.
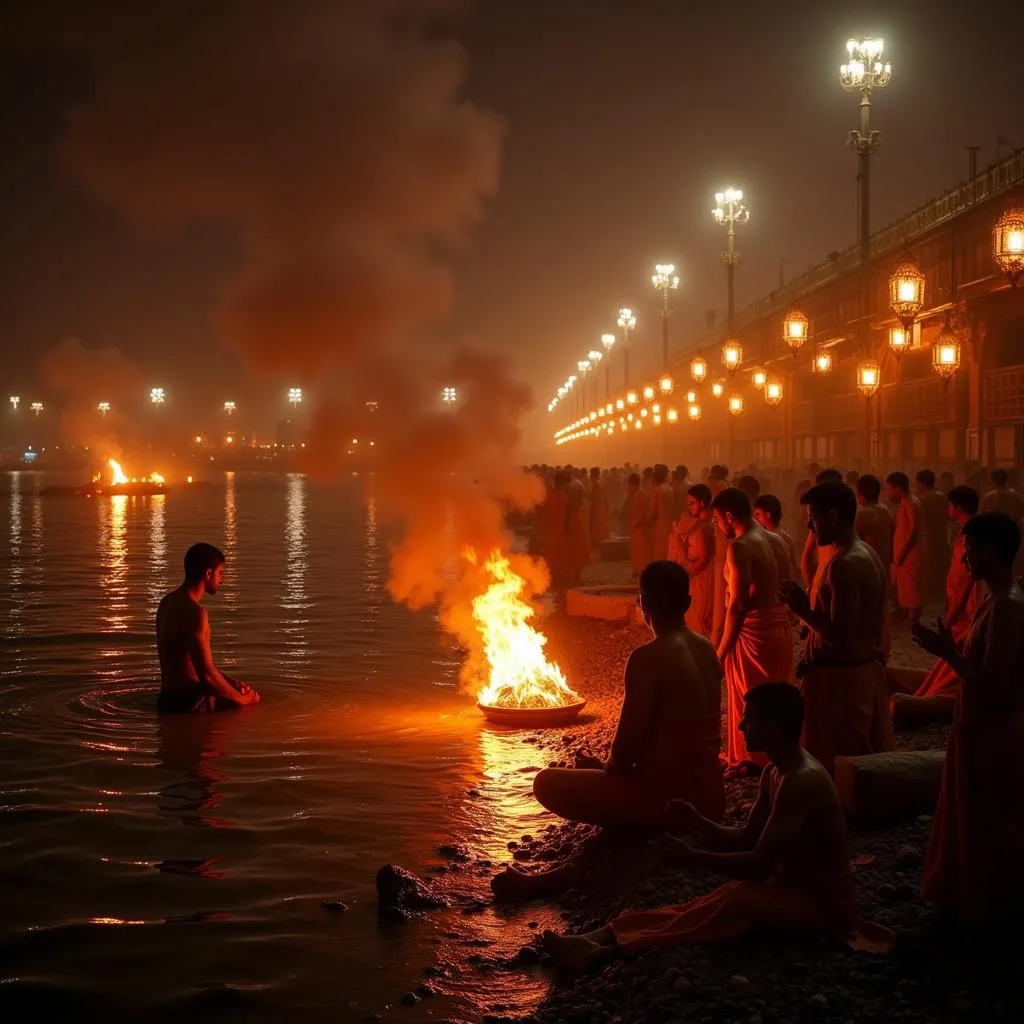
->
[1, 0, 1022, 455]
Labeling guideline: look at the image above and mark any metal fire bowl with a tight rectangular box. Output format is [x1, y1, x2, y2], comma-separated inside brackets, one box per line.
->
[477, 701, 587, 728]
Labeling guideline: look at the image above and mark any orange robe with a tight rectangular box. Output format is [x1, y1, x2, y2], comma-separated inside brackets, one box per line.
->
[709, 480, 728, 644]
[589, 479, 610, 547]
[922, 588, 1024, 925]
[566, 480, 590, 573]
[650, 483, 674, 561]
[683, 519, 716, 638]
[667, 514, 690, 564]
[626, 492, 650, 576]
[723, 605, 794, 767]
[893, 496, 926, 610]
[542, 488, 569, 581]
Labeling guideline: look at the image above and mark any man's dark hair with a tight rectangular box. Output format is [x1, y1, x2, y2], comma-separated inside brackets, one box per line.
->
[709, 464, 729, 480]
[991, 468, 1009, 488]
[857, 473, 881, 503]
[916, 469, 936, 489]
[962, 511, 1021, 567]
[745, 682, 805, 742]
[627, 472, 640, 486]
[676, 464, 689, 479]
[815, 467, 843, 483]
[885, 471, 910, 493]
[639, 560, 690, 620]
[642, 466, 654, 478]
[801, 480, 857, 525]
[687, 483, 712, 507]
[590, 466, 600, 477]
[653, 464, 669, 484]
[184, 543, 225, 583]
[737, 474, 761, 501]
[754, 493, 783, 525]
[947, 485, 979, 516]
[710, 486, 752, 519]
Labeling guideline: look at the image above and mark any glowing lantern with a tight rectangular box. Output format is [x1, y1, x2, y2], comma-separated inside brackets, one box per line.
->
[688, 402, 701, 421]
[812, 349, 832, 374]
[711, 379, 725, 398]
[750, 366, 767, 389]
[666, 408, 679, 423]
[722, 338, 743, 375]
[626, 390, 638, 406]
[728, 394, 744, 416]
[764, 379, 783, 406]
[993, 207, 1024, 287]
[605, 402, 614, 414]
[686, 390, 698, 404]
[888, 326, 910, 361]
[652, 403, 661, 414]
[932, 324, 961, 383]
[653, 414, 662, 425]
[782, 309, 809, 353]
[690, 356, 708, 385]
[888, 259, 925, 331]
[856, 359, 881, 398]
[616, 398, 625, 410]
[642, 384, 656, 402]
[658, 373, 674, 394]
[633, 419, 642, 430]
[640, 408, 648, 418]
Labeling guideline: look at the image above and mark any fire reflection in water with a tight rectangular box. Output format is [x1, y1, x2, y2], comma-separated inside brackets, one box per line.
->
[223, 471, 238, 614]
[280, 473, 310, 675]
[99, 495, 130, 639]
[147, 494, 167, 613]
[5, 475, 26, 670]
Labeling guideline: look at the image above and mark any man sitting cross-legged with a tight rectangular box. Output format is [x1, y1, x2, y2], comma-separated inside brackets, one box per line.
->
[541, 683, 861, 972]
[491, 559, 725, 902]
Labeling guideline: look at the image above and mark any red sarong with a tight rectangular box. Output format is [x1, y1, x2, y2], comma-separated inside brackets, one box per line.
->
[723, 606, 794, 767]
[799, 661, 894, 777]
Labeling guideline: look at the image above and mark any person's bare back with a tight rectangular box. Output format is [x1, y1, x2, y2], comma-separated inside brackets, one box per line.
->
[726, 525, 781, 613]
[855, 503, 894, 567]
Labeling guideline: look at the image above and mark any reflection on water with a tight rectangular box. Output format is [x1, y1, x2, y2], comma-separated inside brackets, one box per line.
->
[4, 475, 26, 672]
[147, 495, 167, 614]
[99, 495, 130, 639]
[223, 472, 238, 614]
[279, 473, 310, 675]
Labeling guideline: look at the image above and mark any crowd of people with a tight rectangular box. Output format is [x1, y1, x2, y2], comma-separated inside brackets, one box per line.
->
[506, 459, 1024, 966]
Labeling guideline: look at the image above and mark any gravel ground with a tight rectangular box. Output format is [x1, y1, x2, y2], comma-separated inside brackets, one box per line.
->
[478, 560, 1024, 1024]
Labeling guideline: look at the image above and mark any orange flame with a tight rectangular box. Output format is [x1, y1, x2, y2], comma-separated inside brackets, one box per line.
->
[149, 472, 165, 485]
[108, 459, 129, 485]
[471, 550, 579, 709]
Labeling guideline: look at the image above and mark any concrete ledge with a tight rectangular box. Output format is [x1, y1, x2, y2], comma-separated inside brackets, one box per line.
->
[834, 749, 945, 822]
[599, 537, 630, 562]
[566, 584, 642, 623]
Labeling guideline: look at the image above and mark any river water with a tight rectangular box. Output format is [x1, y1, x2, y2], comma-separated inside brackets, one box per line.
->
[0, 470, 561, 1022]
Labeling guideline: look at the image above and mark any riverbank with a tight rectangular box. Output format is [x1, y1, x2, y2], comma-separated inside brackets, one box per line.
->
[465, 573, 1020, 1024]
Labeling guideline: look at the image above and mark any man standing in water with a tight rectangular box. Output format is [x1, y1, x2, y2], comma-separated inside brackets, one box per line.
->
[156, 543, 259, 712]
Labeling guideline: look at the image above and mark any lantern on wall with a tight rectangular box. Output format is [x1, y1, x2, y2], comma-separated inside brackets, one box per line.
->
[728, 393, 744, 416]
[993, 207, 1024, 287]
[764, 379, 784, 406]
[888, 326, 910, 362]
[658, 373, 674, 395]
[688, 402, 702, 421]
[711, 379, 726, 398]
[667, 408, 679, 423]
[626, 390, 638, 405]
[888, 259, 925, 331]
[722, 339, 743, 375]
[690, 355, 708, 385]
[750, 366, 767, 389]
[856, 359, 881, 398]
[812, 349, 832, 374]
[932, 323, 961, 384]
[782, 309, 809, 353]
[686, 390, 698, 404]
[642, 384, 656, 402]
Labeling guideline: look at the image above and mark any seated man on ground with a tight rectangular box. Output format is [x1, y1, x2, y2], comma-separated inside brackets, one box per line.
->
[890, 486, 982, 727]
[541, 684, 860, 972]
[156, 543, 260, 713]
[492, 560, 724, 901]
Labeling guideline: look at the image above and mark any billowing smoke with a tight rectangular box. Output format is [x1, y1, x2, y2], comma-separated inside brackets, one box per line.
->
[27, 0, 547, 689]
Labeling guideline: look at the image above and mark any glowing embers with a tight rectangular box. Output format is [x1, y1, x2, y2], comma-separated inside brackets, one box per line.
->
[471, 550, 584, 726]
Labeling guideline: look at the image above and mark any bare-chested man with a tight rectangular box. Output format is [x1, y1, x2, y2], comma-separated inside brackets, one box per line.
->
[491, 560, 725, 902]
[711, 487, 793, 773]
[156, 543, 259, 713]
[800, 468, 844, 587]
[779, 481, 893, 776]
[753, 494, 800, 583]
[540, 684, 860, 971]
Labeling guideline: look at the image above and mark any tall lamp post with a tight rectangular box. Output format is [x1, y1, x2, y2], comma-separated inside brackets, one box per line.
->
[651, 265, 679, 369]
[30, 402, 43, 417]
[588, 350, 603, 408]
[442, 386, 457, 408]
[840, 39, 891, 271]
[97, 401, 110, 417]
[576, 360, 591, 418]
[288, 387, 303, 410]
[224, 400, 236, 416]
[150, 387, 165, 408]
[712, 188, 749, 333]
[616, 308, 636, 388]
[601, 333, 616, 397]
[9, 396, 20, 412]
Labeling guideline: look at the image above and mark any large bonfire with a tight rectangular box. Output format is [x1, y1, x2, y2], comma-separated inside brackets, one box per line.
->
[469, 549, 580, 710]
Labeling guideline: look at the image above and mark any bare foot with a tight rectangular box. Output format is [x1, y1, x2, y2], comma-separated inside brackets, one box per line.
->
[491, 866, 550, 903]
[541, 930, 607, 973]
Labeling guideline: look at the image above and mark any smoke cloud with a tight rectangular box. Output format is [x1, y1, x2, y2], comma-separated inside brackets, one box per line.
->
[27, 0, 548, 689]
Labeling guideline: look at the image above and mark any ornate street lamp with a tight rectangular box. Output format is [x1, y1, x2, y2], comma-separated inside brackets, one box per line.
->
[642, 383, 656, 402]
[97, 401, 110, 416]
[728, 394, 744, 416]
[442, 386, 457, 407]
[722, 338, 743, 375]
[750, 366, 767, 390]
[690, 355, 708, 387]
[616, 308, 636, 387]
[993, 207, 1024, 287]
[658, 373, 674, 395]
[601, 333, 616, 396]
[782, 309, 809, 354]
[888, 326, 911, 362]
[685, 390, 698, 404]
[626, 389, 638, 406]
[224, 400, 236, 415]
[9, 396, 19, 411]
[812, 349, 833, 375]
[764, 380, 783, 406]
[712, 187, 750, 331]
[932, 322, 961, 385]
[150, 387, 166, 406]
[687, 401, 701, 422]
[651, 264, 679, 368]
[30, 402, 43, 416]
[666, 408, 679, 424]
[856, 359, 881, 398]
[711, 379, 726, 398]
[889, 259, 925, 332]
[288, 387, 303, 408]
[840, 39, 891, 269]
